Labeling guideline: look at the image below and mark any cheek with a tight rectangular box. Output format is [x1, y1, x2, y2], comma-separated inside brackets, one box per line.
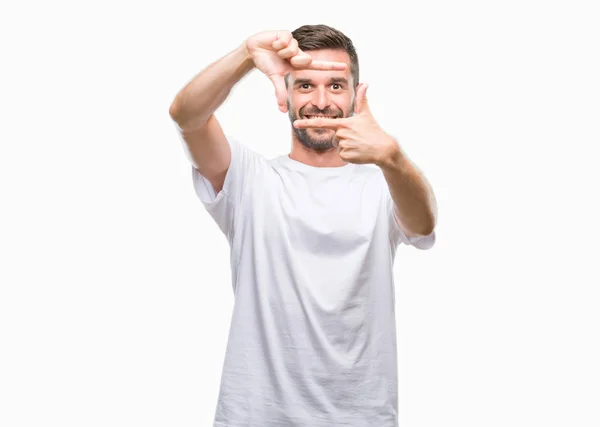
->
[289, 96, 308, 113]
[339, 102, 354, 117]
[334, 94, 353, 111]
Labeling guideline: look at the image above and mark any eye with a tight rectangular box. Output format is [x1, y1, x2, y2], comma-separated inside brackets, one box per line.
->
[300, 83, 311, 90]
[331, 83, 343, 90]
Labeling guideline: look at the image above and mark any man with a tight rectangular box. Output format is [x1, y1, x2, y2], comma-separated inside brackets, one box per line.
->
[169, 24, 437, 427]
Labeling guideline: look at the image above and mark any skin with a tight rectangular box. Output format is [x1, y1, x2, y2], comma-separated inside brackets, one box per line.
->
[285, 48, 437, 236]
[285, 49, 357, 167]
[170, 29, 436, 237]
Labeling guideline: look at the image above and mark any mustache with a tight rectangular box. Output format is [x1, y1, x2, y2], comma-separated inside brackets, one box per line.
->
[299, 107, 343, 118]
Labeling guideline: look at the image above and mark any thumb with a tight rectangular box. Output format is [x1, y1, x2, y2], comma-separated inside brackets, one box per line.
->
[269, 73, 288, 113]
[354, 83, 370, 115]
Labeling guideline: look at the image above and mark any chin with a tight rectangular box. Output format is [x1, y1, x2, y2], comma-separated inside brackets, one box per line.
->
[309, 128, 334, 136]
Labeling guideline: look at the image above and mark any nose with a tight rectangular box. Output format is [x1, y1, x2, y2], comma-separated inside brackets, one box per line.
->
[311, 87, 331, 111]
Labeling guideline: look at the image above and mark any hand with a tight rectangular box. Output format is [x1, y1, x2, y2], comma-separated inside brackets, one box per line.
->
[293, 84, 400, 166]
[246, 30, 348, 113]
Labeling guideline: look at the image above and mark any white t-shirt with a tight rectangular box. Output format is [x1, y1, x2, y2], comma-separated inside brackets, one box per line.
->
[191, 136, 435, 427]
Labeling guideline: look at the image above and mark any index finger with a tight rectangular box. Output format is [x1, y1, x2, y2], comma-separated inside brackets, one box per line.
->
[305, 60, 348, 71]
[289, 55, 347, 71]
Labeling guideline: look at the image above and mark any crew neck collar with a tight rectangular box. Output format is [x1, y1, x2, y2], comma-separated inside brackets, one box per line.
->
[277, 154, 356, 174]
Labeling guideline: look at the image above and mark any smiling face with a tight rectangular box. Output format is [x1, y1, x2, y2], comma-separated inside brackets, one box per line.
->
[287, 49, 356, 153]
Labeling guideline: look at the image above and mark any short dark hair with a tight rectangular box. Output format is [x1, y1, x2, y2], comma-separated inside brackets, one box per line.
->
[290, 24, 359, 89]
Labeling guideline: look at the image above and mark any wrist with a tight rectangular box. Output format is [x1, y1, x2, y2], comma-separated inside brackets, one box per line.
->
[231, 41, 255, 80]
[377, 135, 409, 171]
[240, 40, 255, 67]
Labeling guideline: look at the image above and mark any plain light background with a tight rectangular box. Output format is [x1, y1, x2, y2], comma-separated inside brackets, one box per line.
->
[1, 0, 599, 426]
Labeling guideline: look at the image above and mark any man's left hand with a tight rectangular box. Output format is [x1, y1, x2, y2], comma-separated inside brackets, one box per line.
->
[292, 83, 400, 167]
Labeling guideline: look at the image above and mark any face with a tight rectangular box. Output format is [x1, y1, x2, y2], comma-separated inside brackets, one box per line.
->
[287, 49, 355, 153]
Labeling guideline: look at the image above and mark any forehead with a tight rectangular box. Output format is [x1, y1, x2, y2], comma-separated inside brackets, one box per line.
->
[289, 49, 352, 84]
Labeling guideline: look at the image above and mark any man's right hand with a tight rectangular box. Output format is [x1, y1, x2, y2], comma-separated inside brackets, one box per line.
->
[246, 30, 348, 113]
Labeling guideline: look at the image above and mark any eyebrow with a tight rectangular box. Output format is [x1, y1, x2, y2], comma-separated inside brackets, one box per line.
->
[294, 77, 349, 85]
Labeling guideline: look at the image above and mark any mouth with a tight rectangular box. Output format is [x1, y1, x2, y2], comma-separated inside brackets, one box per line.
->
[304, 115, 339, 119]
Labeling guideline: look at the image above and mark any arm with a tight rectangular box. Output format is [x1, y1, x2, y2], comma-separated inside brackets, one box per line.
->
[169, 31, 347, 194]
[168, 43, 254, 193]
[291, 83, 437, 238]
[379, 143, 437, 237]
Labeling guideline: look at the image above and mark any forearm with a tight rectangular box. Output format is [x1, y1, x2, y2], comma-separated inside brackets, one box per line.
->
[379, 141, 437, 237]
[169, 42, 255, 130]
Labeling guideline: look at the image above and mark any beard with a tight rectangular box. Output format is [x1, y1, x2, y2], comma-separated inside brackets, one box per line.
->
[288, 101, 354, 153]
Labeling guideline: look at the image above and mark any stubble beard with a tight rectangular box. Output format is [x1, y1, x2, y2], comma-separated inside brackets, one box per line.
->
[288, 101, 354, 154]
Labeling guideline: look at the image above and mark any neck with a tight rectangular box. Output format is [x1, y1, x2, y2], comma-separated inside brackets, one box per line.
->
[289, 133, 349, 168]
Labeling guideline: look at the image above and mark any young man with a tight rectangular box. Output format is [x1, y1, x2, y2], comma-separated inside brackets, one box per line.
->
[169, 24, 437, 427]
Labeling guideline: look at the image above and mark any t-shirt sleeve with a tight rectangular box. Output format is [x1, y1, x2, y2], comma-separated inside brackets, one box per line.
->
[191, 135, 266, 241]
[386, 186, 436, 250]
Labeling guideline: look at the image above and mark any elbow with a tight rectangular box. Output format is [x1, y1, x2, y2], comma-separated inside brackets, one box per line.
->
[396, 212, 435, 237]
[420, 214, 436, 236]
[408, 223, 434, 238]
[420, 223, 435, 237]
[169, 98, 182, 121]
[413, 215, 436, 237]
[168, 98, 208, 131]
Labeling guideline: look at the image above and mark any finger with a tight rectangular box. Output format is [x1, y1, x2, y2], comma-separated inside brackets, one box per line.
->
[288, 51, 347, 70]
[332, 134, 339, 147]
[277, 38, 299, 59]
[334, 128, 352, 140]
[333, 132, 352, 149]
[293, 117, 350, 129]
[289, 52, 313, 67]
[305, 60, 348, 71]
[269, 74, 288, 112]
[354, 83, 370, 114]
[272, 31, 292, 51]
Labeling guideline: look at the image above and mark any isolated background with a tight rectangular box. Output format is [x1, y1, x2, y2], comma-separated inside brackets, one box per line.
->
[1, 0, 599, 426]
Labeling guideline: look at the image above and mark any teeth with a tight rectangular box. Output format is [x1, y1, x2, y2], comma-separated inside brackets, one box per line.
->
[306, 115, 336, 119]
